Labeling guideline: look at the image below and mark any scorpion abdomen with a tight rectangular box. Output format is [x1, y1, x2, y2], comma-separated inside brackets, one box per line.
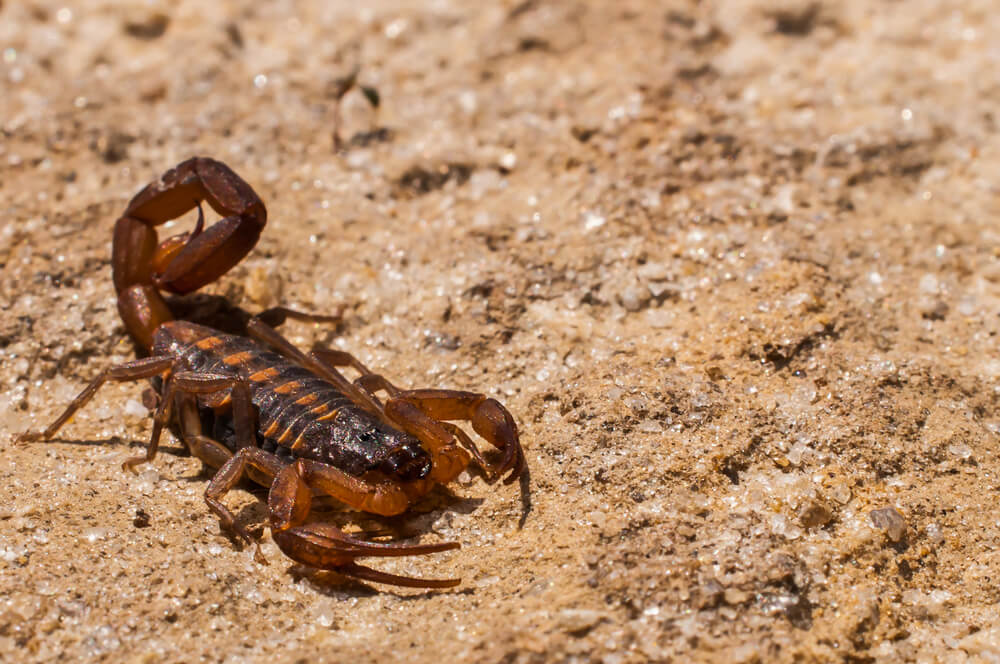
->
[154, 321, 430, 479]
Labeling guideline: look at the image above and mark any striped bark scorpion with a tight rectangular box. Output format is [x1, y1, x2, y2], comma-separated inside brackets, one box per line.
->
[20, 157, 525, 588]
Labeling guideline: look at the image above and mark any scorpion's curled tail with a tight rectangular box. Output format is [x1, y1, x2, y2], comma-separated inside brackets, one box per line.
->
[112, 157, 267, 351]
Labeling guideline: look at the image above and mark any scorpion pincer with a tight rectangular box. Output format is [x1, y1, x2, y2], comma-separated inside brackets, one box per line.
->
[20, 157, 525, 588]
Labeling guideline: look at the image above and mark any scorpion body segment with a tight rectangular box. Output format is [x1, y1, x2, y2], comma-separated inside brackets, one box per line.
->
[21, 158, 525, 589]
[155, 321, 432, 484]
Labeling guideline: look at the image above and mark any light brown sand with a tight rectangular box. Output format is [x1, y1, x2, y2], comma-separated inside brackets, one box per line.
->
[2, 1, 1000, 661]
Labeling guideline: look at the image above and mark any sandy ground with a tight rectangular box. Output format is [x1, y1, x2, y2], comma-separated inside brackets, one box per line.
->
[2, 1, 1000, 662]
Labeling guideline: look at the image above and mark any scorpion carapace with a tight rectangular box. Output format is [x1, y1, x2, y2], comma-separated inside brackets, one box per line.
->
[21, 157, 526, 589]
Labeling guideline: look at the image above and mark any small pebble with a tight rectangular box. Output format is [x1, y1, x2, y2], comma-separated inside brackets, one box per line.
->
[869, 507, 907, 542]
[797, 499, 833, 528]
[82, 527, 114, 544]
[124, 399, 147, 418]
[558, 608, 605, 633]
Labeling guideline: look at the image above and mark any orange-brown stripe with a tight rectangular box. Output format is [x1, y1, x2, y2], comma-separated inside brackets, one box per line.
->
[196, 336, 223, 350]
[290, 432, 307, 450]
[223, 351, 253, 366]
[274, 380, 303, 394]
[295, 393, 319, 406]
[277, 425, 294, 444]
[249, 367, 280, 382]
[263, 420, 280, 437]
[316, 407, 340, 422]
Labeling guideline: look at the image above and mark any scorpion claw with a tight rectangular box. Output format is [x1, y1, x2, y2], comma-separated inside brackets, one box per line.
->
[336, 562, 461, 589]
[384, 390, 525, 486]
[470, 397, 525, 485]
[270, 523, 460, 589]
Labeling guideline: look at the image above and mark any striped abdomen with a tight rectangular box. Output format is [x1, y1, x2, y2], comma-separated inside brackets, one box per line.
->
[153, 321, 431, 479]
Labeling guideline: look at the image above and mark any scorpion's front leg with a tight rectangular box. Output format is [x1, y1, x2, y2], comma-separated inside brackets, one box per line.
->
[17, 356, 176, 446]
[113, 158, 267, 349]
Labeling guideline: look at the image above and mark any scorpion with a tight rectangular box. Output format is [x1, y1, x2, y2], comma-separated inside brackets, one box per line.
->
[20, 157, 525, 588]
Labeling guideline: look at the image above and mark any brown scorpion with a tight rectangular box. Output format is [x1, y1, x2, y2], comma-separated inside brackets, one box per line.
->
[20, 157, 525, 588]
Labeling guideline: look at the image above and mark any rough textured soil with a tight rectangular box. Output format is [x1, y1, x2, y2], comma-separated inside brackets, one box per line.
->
[3, 1, 1000, 662]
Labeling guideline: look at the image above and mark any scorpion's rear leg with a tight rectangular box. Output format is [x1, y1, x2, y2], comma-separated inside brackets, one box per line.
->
[18, 355, 175, 445]
[253, 306, 344, 330]
[175, 393, 238, 470]
[124, 371, 256, 473]
[137, 372, 265, 558]
[205, 448, 460, 587]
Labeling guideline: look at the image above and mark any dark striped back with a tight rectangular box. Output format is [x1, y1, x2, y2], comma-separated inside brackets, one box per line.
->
[154, 321, 425, 478]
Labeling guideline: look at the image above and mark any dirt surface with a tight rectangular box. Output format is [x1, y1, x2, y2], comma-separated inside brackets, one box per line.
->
[3, 1, 1000, 662]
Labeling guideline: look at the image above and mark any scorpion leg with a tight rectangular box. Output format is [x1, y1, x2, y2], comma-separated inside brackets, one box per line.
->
[123, 371, 256, 473]
[253, 306, 344, 329]
[203, 447, 285, 562]
[268, 459, 460, 588]
[203, 445, 410, 555]
[18, 356, 176, 443]
[438, 421, 494, 478]
[175, 393, 238, 470]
